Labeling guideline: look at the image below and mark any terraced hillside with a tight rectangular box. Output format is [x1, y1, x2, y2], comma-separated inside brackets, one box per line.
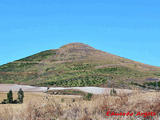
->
[0, 43, 160, 88]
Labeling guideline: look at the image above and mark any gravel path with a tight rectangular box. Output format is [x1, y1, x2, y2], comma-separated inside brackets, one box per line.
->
[0, 84, 133, 94]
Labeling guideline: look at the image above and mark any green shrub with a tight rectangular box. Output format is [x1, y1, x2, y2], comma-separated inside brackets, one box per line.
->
[83, 93, 93, 101]
[61, 98, 64, 102]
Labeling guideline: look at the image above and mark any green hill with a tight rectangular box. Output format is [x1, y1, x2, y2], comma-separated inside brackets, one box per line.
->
[0, 43, 160, 88]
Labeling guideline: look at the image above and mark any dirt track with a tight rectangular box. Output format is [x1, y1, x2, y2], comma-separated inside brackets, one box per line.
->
[0, 84, 133, 94]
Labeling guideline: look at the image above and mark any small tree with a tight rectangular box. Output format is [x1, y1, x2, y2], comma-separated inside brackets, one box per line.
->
[7, 90, 13, 103]
[18, 88, 24, 103]
[1, 89, 24, 104]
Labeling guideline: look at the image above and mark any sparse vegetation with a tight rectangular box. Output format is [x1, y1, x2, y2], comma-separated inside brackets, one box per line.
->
[0, 91, 160, 120]
[48, 89, 86, 96]
[0, 43, 160, 88]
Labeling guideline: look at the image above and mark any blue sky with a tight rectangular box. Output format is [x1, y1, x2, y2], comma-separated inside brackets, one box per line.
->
[0, 0, 160, 66]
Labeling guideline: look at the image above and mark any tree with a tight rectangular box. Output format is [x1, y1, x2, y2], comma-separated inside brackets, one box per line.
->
[18, 88, 24, 103]
[1, 89, 24, 104]
[7, 90, 13, 103]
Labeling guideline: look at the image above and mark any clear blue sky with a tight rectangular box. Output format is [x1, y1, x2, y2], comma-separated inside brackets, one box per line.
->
[0, 0, 160, 66]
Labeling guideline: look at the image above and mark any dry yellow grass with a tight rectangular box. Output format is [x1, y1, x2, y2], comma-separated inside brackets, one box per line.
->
[0, 91, 160, 120]
[0, 92, 82, 111]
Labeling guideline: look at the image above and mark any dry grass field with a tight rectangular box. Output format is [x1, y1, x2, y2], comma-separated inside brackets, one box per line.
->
[0, 90, 160, 120]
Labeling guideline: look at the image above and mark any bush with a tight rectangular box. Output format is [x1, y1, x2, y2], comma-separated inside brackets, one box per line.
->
[1, 99, 9, 104]
[12, 100, 19, 104]
[1, 90, 13, 104]
[61, 98, 64, 102]
[83, 93, 93, 101]
[110, 88, 117, 96]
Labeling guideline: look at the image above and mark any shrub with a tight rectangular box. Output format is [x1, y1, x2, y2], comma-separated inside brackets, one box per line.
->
[61, 98, 64, 102]
[7, 90, 13, 103]
[110, 88, 117, 96]
[12, 100, 19, 104]
[1, 99, 9, 104]
[72, 99, 75, 102]
[83, 93, 93, 101]
[18, 88, 24, 103]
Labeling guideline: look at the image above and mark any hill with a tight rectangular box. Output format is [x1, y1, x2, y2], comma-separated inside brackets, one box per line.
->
[0, 42, 160, 88]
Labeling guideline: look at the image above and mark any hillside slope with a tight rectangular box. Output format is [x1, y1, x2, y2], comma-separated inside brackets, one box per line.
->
[0, 43, 160, 88]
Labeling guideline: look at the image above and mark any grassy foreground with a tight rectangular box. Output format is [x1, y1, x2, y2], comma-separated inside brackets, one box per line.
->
[0, 90, 160, 120]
